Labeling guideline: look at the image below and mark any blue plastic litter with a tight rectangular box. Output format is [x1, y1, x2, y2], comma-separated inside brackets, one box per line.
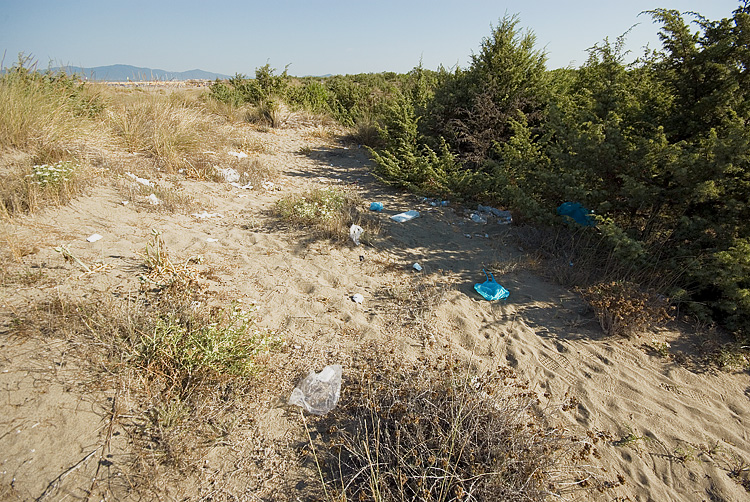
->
[557, 202, 596, 227]
[474, 269, 510, 301]
[370, 202, 383, 212]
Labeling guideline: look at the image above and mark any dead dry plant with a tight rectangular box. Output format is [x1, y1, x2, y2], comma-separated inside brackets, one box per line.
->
[578, 280, 673, 337]
[307, 356, 588, 502]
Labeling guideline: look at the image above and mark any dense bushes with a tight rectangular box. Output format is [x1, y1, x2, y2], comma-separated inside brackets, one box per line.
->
[208, 3, 750, 339]
[368, 4, 750, 340]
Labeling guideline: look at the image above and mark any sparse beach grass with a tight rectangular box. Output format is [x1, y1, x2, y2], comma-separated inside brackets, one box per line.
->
[305, 356, 584, 502]
[276, 186, 381, 244]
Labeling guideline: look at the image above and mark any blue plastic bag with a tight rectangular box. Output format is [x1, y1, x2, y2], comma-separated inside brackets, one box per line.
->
[474, 269, 509, 301]
[369, 202, 383, 212]
[557, 202, 596, 227]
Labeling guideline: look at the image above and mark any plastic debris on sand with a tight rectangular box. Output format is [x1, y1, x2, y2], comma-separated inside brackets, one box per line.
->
[125, 172, 153, 187]
[474, 269, 510, 301]
[349, 224, 364, 246]
[288, 365, 343, 415]
[216, 167, 240, 183]
[192, 211, 224, 219]
[391, 210, 420, 222]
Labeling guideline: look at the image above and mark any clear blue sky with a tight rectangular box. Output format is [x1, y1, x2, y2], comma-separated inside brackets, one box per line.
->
[0, 0, 743, 76]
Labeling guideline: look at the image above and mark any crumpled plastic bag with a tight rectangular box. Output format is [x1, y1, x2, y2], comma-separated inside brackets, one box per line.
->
[288, 365, 343, 415]
[349, 224, 363, 246]
[474, 269, 510, 301]
[216, 167, 240, 183]
[557, 202, 596, 227]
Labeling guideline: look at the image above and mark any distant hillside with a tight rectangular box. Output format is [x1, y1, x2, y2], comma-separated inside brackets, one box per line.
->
[51, 64, 231, 81]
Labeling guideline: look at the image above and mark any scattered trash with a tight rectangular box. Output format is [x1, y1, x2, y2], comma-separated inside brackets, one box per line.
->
[557, 202, 596, 227]
[230, 182, 253, 189]
[359, 255, 365, 262]
[424, 198, 449, 207]
[86, 234, 103, 243]
[474, 269, 510, 301]
[121, 201, 129, 205]
[147, 193, 160, 205]
[413, 263, 423, 272]
[470, 213, 488, 224]
[477, 205, 513, 225]
[349, 224, 364, 246]
[369, 202, 383, 212]
[125, 172, 153, 187]
[192, 211, 224, 219]
[262, 181, 276, 190]
[216, 167, 240, 183]
[228, 151, 248, 159]
[464, 234, 472, 238]
[391, 210, 420, 222]
[288, 365, 343, 415]
[351, 293, 364, 304]
[207, 238, 219, 243]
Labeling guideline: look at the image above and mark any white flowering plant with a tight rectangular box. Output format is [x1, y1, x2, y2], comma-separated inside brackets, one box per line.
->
[28, 160, 77, 187]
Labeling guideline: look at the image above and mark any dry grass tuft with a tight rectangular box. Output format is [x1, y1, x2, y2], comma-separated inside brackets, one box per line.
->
[276, 187, 381, 245]
[307, 356, 582, 502]
[579, 280, 673, 337]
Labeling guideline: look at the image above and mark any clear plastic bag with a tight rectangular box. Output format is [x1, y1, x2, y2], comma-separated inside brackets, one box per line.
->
[288, 365, 343, 415]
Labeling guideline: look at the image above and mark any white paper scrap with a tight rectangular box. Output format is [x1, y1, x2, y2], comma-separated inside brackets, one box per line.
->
[86, 234, 103, 243]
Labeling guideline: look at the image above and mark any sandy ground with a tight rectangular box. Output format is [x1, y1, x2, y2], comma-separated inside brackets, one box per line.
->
[1, 120, 749, 501]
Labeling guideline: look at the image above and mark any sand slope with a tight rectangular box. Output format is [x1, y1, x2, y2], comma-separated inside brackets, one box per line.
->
[1, 122, 749, 501]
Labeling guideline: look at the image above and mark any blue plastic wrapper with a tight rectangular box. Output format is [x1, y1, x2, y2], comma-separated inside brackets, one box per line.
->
[557, 202, 596, 227]
[474, 270, 509, 301]
[369, 202, 383, 212]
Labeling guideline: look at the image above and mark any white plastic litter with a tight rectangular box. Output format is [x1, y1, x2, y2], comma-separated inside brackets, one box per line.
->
[262, 181, 275, 190]
[413, 263, 423, 271]
[216, 167, 240, 183]
[228, 151, 248, 159]
[349, 224, 364, 246]
[391, 210, 420, 222]
[192, 211, 224, 219]
[86, 234, 103, 243]
[230, 182, 253, 189]
[207, 238, 219, 243]
[147, 194, 160, 205]
[351, 293, 364, 304]
[288, 365, 343, 415]
[125, 172, 153, 187]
